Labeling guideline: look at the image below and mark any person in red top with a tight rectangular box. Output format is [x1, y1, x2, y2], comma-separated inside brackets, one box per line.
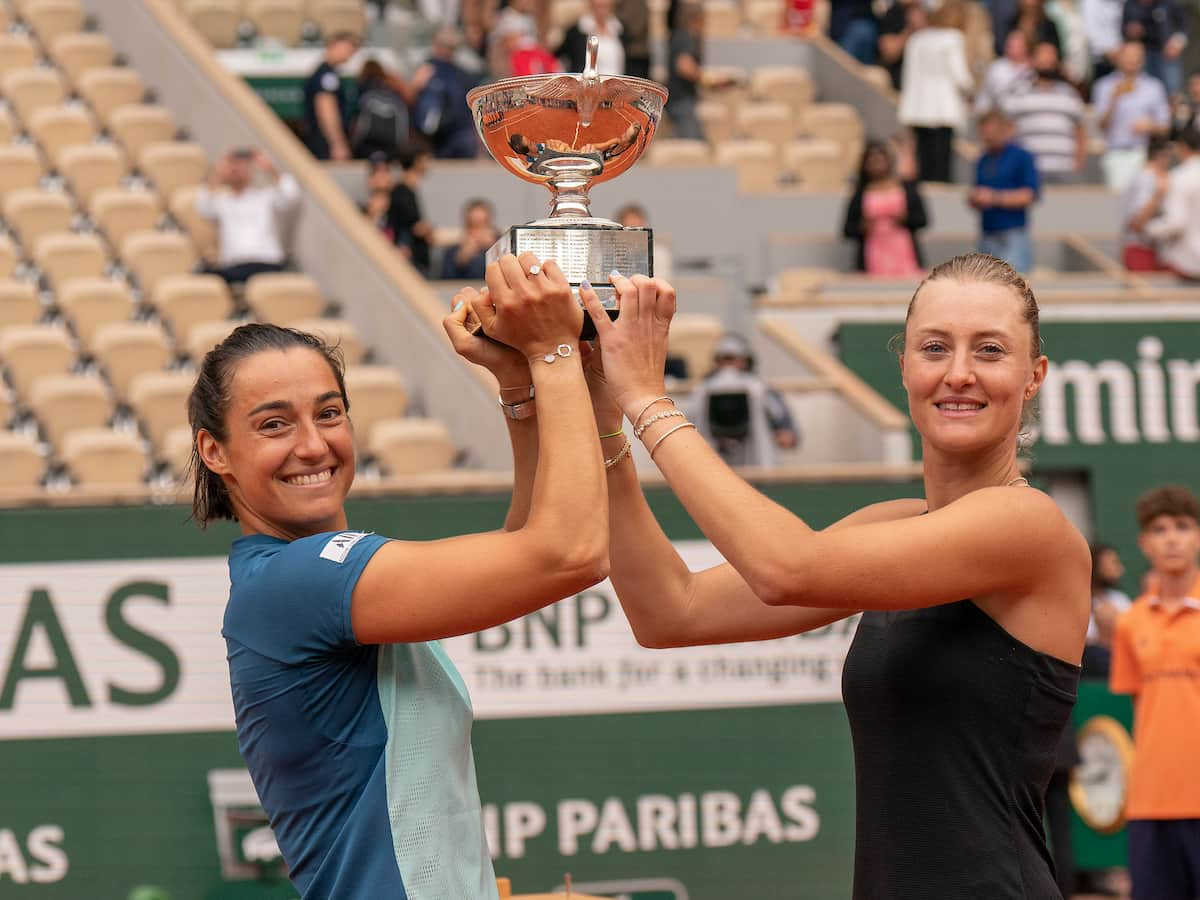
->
[1111, 484, 1200, 900]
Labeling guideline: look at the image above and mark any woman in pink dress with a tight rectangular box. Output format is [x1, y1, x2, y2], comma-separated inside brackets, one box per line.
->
[842, 139, 928, 276]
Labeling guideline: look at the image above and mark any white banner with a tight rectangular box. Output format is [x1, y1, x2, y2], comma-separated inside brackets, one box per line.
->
[0, 544, 856, 740]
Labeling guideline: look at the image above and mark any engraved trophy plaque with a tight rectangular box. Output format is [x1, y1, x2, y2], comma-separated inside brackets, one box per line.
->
[466, 36, 668, 337]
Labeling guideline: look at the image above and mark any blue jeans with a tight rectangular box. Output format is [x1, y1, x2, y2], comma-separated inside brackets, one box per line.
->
[830, 14, 878, 65]
[980, 228, 1033, 274]
[1145, 52, 1183, 98]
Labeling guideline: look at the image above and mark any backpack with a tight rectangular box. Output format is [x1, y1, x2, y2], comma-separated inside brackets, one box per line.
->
[351, 87, 410, 155]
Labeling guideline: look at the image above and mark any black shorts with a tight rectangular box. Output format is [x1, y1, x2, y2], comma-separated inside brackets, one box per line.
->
[1129, 818, 1200, 900]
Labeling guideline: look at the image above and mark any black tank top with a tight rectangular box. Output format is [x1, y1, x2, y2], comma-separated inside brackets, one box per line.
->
[841, 599, 1079, 900]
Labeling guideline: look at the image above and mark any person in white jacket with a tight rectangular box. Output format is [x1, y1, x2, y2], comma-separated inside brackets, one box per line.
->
[897, 0, 973, 182]
[1145, 127, 1200, 279]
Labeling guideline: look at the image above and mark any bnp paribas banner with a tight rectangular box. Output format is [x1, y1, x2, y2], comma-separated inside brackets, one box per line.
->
[0, 542, 860, 900]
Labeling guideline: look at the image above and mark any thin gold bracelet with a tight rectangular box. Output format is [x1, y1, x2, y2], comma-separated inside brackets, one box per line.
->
[632, 395, 674, 430]
[648, 422, 696, 460]
[634, 408, 685, 439]
[604, 438, 633, 469]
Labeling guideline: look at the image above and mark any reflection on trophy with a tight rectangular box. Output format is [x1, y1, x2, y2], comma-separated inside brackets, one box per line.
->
[467, 36, 668, 337]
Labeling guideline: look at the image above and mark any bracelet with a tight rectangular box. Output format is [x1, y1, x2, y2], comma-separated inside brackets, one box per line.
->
[648, 422, 696, 460]
[634, 408, 685, 439]
[604, 437, 633, 469]
[599, 428, 624, 439]
[499, 384, 534, 402]
[632, 395, 674, 430]
[498, 396, 536, 420]
[531, 343, 574, 364]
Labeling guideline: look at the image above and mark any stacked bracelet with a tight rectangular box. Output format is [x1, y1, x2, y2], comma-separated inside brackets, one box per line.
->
[599, 428, 625, 440]
[649, 422, 696, 460]
[604, 438, 633, 469]
[632, 396, 674, 430]
[634, 408, 685, 439]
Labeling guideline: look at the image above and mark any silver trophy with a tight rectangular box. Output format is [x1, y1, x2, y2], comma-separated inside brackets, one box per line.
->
[466, 36, 668, 338]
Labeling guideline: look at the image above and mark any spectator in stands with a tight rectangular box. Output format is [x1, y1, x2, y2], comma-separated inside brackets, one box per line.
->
[350, 59, 411, 161]
[1083, 0, 1125, 81]
[302, 32, 360, 162]
[1172, 71, 1200, 136]
[830, 0, 879, 65]
[971, 109, 1040, 272]
[615, 203, 673, 281]
[363, 152, 394, 240]
[841, 138, 927, 276]
[1120, 133, 1171, 269]
[507, 32, 561, 76]
[1145, 126, 1200, 279]
[386, 146, 433, 276]
[1048, 0, 1090, 85]
[1004, 42, 1087, 182]
[898, 0, 973, 183]
[1007, 0, 1062, 56]
[1083, 542, 1132, 675]
[559, 0, 625, 74]
[617, 0, 651, 79]
[195, 148, 300, 285]
[975, 29, 1032, 115]
[438, 199, 497, 280]
[666, 2, 707, 141]
[1093, 41, 1171, 191]
[487, 0, 539, 78]
[1111, 485, 1200, 900]
[1122, 0, 1187, 97]
[411, 27, 479, 159]
[877, 0, 924, 90]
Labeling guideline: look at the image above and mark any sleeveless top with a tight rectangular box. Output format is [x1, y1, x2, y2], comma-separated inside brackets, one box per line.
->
[841, 599, 1079, 900]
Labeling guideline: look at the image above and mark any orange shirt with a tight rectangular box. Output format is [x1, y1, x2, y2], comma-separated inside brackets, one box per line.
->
[1110, 577, 1200, 820]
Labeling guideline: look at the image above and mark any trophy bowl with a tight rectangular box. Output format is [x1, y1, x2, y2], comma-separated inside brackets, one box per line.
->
[466, 37, 668, 337]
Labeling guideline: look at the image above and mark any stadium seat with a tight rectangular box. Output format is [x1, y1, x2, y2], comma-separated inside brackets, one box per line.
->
[0, 236, 18, 279]
[91, 320, 172, 397]
[121, 231, 198, 297]
[185, 318, 240, 361]
[0, 146, 45, 199]
[800, 103, 864, 153]
[367, 418, 456, 476]
[57, 143, 128, 205]
[344, 364, 408, 445]
[57, 276, 134, 352]
[168, 186, 218, 263]
[860, 65, 894, 94]
[244, 272, 325, 324]
[28, 105, 98, 164]
[0, 431, 44, 491]
[48, 32, 116, 88]
[695, 100, 733, 145]
[666, 313, 723, 381]
[150, 273, 233, 345]
[183, 0, 243, 49]
[138, 142, 208, 197]
[776, 267, 836, 297]
[1, 68, 67, 124]
[108, 105, 178, 160]
[0, 35, 39, 79]
[128, 369, 193, 451]
[750, 66, 816, 120]
[61, 427, 147, 487]
[2, 189, 73, 251]
[89, 187, 162, 250]
[161, 424, 193, 476]
[0, 391, 10, 427]
[646, 139, 712, 167]
[0, 280, 43, 330]
[308, 0, 366, 38]
[703, 0, 740, 37]
[746, 0, 784, 33]
[33, 231, 108, 289]
[28, 372, 112, 450]
[0, 107, 14, 144]
[715, 139, 778, 192]
[783, 138, 846, 190]
[287, 317, 364, 364]
[23, 0, 87, 46]
[247, 0, 304, 44]
[736, 102, 795, 153]
[0, 323, 75, 397]
[76, 67, 146, 126]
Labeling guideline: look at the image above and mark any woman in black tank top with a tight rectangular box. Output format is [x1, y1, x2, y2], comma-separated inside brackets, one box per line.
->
[581, 253, 1091, 899]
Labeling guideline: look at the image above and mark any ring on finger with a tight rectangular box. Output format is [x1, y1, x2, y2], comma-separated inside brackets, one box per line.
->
[527, 263, 542, 277]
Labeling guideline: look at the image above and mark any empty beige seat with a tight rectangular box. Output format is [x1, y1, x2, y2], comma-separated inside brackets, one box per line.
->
[703, 0, 740, 37]
[89, 188, 162, 249]
[33, 232, 108, 289]
[92, 320, 172, 397]
[29, 372, 112, 449]
[700, 66, 750, 117]
[161, 424, 193, 476]
[186, 318, 241, 361]
[0, 391, 10, 427]
[0, 280, 42, 330]
[184, 0, 242, 48]
[367, 418, 456, 476]
[344, 365, 408, 444]
[736, 102, 794, 151]
[286, 317, 364, 364]
[121, 231, 198, 296]
[801, 103, 864, 149]
[783, 138, 846, 190]
[695, 100, 733, 145]
[0, 431, 44, 491]
[0, 108, 14, 144]
[746, 0, 784, 33]
[24, 0, 87, 45]
[0, 146, 46, 199]
[715, 139, 778, 192]
[128, 369, 193, 450]
[108, 105, 177, 160]
[247, 0, 304, 44]
[776, 267, 836, 297]
[0, 324, 75, 397]
[0, 236, 18, 279]
[62, 427, 147, 487]
[1, 68, 66, 124]
[750, 66, 816, 119]
[0, 35, 39, 79]
[647, 139, 712, 167]
[244, 272, 325, 325]
[309, 0, 366, 38]
[28, 106, 98, 164]
[58, 143, 128, 204]
[2, 189, 73, 250]
[48, 32, 116, 87]
[76, 67, 146, 125]
[860, 65, 895, 94]
[151, 274, 232, 345]
[138, 142, 207, 197]
[57, 277, 134, 351]
[168, 186, 218, 263]
[667, 313, 723, 380]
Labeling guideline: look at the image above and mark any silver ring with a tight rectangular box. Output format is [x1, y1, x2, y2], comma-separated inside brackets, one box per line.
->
[527, 263, 542, 277]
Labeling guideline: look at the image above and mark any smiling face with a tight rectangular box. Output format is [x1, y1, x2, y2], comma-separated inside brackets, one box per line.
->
[900, 278, 1046, 456]
[197, 348, 354, 540]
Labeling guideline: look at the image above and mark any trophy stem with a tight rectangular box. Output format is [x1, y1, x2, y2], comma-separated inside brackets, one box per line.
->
[548, 175, 593, 218]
